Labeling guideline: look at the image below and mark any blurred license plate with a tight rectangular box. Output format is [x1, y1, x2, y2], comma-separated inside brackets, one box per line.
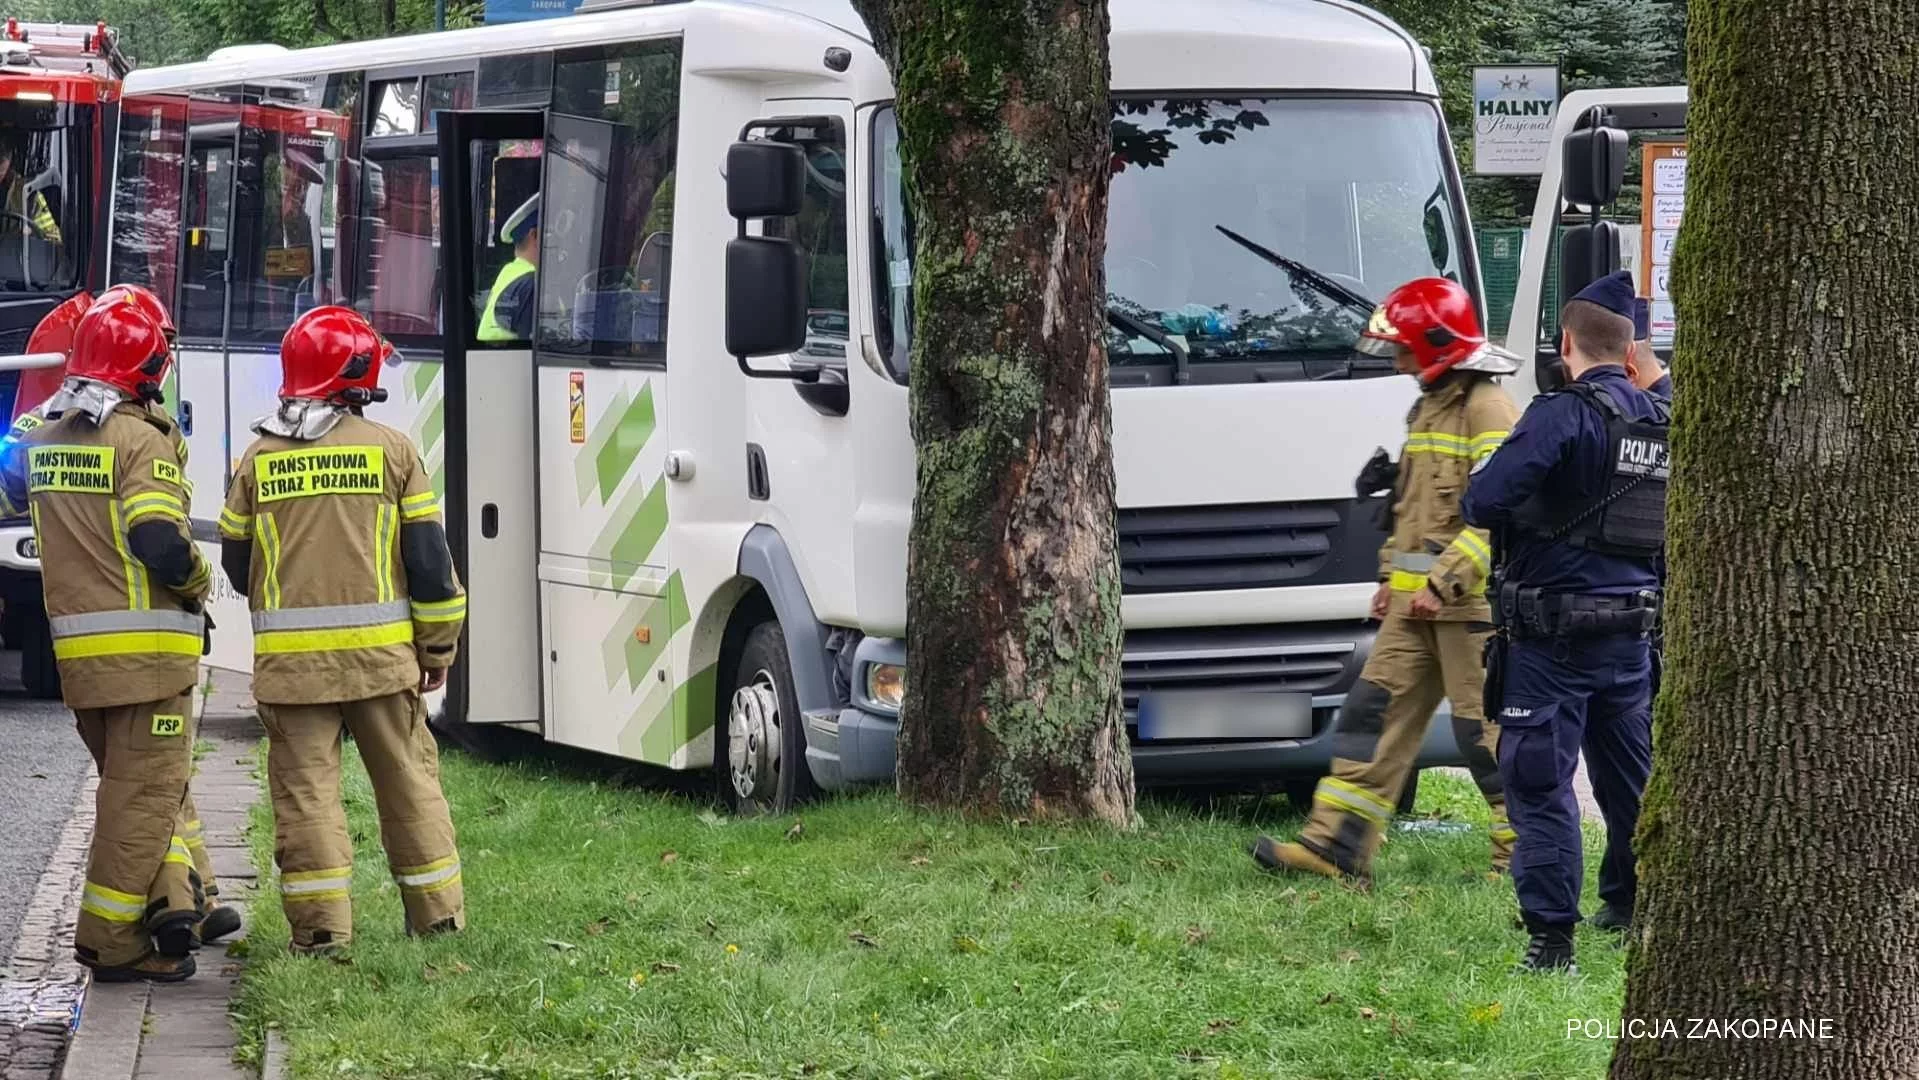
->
[1135, 691, 1311, 741]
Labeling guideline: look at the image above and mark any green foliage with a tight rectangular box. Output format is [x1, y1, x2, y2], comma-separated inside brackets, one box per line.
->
[238, 746, 1630, 1078]
[16, 0, 479, 67]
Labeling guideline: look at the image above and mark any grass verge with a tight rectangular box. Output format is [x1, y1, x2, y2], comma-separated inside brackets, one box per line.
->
[234, 747, 1625, 1079]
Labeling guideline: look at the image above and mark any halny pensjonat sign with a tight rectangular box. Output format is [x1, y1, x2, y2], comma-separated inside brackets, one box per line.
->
[1472, 65, 1560, 176]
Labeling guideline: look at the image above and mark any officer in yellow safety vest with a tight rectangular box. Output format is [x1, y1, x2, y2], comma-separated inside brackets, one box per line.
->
[220, 305, 467, 954]
[0, 143, 60, 244]
[477, 194, 538, 342]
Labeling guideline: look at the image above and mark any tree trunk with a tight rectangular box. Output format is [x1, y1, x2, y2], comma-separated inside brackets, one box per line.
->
[849, 0, 1132, 824]
[1612, 2, 1919, 1077]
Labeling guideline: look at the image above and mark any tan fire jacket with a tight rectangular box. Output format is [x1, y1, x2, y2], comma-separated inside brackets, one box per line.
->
[221, 414, 465, 705]
[1378, 373, 1518, 621]
[0, 401, 209, 708]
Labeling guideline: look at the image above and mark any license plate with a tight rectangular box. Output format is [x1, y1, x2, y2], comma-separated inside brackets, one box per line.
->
[1135, 691, 1312, 741]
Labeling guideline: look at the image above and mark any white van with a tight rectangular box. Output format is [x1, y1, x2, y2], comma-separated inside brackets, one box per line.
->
[108, 0, 1486, 811]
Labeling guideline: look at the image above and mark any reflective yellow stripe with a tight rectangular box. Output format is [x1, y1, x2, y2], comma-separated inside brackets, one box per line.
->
[81, 881, 145, 923]
[394, 855, 457, 879]
[283, 867, 354, 884]
[400, 493, 439, 521]
[411, 596, 466, 624]
[282, 889, 351, 904]
[282, 865, 353, 904]
[1449, 531, 1493, 574]
[124, 491, 186, 525]
[1470, 430, 1509, 460]
[218, 507, 253, 540]
[1388, 569, 1430, 593]
[165, 837, 193, 866]
[1404, 432, 1473, 458]
[375, 504, 397, 605]
[259, 513, 283, 611]
[108, 500, 149, 611]
[254, 621, 414, 655]
[1314, 777, 1395, 825]
[409, 871, 462, 896]
[54, 630, 202, 660]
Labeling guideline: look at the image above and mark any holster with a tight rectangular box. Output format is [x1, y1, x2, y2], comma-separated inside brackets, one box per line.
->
[1482, 630, 1508, 722]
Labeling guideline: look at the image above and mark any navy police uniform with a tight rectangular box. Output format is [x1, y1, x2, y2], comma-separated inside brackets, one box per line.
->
[1463, 272, 1668, 955]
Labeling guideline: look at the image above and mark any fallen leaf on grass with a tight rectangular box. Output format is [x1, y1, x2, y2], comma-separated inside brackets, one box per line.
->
[786, 820, 805, 842]
[452, 962, 472, 975]
[1358, 1007, 1377, 1021]
[1184, 926, 1210, 947]
[908, 856, 931, 868]
[1100, 871, 1118, 886]
[220, 964, 242, 977]
[1337, 950, 1360, 964]
[545, 939, 576, 952]
[423, 965, 443, 982]
[1316, 992, 1341, 1006]
[1390, 1014, 1407, 1037]
[585, 918, 612, 937]
[1469, 1001, 1504, 1025]
[651, 962, 681, 974]
[848, 931, 881, 949]
[701, 918, 719, 938]
[951, 935, 982, 954]
[696, 809, 726, 827]
[1205, 1018, 1238, 1036]
[660, 851, 679, 865]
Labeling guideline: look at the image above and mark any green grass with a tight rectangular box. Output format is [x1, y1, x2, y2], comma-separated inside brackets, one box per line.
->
[234, 748, 1626, 1080]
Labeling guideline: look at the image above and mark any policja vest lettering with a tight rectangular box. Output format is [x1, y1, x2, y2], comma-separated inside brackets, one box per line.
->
[1511, 381, 1669, 558]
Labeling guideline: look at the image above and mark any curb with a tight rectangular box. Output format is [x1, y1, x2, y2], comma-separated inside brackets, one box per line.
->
[261, 1030, 287, 1080]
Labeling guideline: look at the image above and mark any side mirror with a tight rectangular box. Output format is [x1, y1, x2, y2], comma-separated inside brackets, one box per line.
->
[1558, 221, 1623, 302]
[725, 237, 807, 359]
[726, 141, 805, 220]
[1562, 124, 1629, 209]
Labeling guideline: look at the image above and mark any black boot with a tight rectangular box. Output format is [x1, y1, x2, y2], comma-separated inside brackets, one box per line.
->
[193, 904, 243, 948]
[1588, 904, 1633, 934]
[1517, 924, 1577, 974]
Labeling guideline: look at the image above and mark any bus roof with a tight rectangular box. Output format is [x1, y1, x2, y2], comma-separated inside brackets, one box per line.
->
[123, 0, 1436, 99]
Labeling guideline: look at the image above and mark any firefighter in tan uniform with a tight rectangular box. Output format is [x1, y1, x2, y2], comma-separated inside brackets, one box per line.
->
[0, 297, 212, 982]
[219, 306, 466, 954]
[9, 287, 243, 951]
[1252, 277, 1521, 885]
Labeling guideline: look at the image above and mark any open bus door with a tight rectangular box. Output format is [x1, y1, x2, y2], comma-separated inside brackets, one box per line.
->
[433, 109, 543, 729]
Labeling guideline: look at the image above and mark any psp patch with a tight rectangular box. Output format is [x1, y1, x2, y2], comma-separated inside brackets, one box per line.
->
[151, 714, 185, 737]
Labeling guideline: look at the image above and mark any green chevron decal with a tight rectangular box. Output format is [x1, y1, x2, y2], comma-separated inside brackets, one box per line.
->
[599, 571, 688, 690]
[622, 665, 717, 763]
[593, 384, 655, 503]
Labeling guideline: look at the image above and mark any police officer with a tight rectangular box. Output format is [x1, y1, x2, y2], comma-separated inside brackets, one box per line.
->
[0, 296, 211, 982]
[478, 194, 538, 342]
[220, 306, 466, 954]
[1462, 270, 1666, 972]
[1627, 297, 1672, 401]
[1252, 278, 1520, 885]
[10, 287, 244, 952]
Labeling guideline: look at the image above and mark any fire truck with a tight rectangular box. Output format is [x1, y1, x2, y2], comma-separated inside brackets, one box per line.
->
[0, 19, 127, 696]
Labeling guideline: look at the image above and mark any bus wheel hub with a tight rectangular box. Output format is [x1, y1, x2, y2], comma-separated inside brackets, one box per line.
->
[728, 673, 781, 799]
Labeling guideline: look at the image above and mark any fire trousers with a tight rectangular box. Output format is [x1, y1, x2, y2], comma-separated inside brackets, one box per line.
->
[1299, 613, 1513, 877]
[72, 692, 201, 969]
[259, 690, 464, 948]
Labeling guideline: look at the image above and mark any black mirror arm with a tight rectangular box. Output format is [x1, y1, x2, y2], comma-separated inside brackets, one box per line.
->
[736, 353, 821, 383]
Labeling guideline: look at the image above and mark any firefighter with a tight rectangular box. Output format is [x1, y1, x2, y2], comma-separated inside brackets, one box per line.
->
[478, 194, 538, 342]
[0, 141, 60, 244]
[1463, 271, 1666, 972]
[219, 305, 466, 954]
[0, 296, 211, 982]
[1251, 277, 1521, 886]
[11, 287, 243, 951]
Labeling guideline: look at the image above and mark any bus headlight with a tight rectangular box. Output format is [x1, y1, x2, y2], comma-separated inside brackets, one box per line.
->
[864, 662, 905, 714]
[17, 537, 35, 559]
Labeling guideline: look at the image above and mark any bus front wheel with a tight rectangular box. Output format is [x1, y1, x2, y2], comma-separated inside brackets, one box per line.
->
[718, 621, 816, 816]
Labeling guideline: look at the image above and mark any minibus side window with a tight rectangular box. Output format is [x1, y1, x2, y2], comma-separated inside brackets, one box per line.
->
[761, 120, 848, 368]
[536, 39, 681, 364]
[871, 107, 912, 381]
[110, 95, 188, 317]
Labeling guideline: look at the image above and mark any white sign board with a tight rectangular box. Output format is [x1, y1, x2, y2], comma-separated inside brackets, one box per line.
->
[1472, 65, 1560, 175]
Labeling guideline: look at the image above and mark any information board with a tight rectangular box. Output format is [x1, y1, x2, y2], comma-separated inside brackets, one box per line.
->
[1640, 142, 1687, 350]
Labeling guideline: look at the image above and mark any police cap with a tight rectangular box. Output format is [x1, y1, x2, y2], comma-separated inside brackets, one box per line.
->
[1572, 270, 1638, 324]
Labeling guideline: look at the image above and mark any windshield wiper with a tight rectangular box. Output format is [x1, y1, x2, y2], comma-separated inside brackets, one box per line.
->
[1214, 225, 1376, 316]
[1107, 305, 1192, 386]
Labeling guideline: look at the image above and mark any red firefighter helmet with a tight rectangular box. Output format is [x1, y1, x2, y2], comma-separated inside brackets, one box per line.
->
[67, 295, 173, 401]
[97, 283, 178, 344]
[13, 290, 93, 423]
[1355, 277, 1519, 384]
[279, 305, 393, 404]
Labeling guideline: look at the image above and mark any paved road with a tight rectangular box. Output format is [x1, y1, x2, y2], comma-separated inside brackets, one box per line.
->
[0, 651, 89, 966]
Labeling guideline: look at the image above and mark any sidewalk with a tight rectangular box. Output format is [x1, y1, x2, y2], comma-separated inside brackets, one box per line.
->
[61, 674, 263, 1080]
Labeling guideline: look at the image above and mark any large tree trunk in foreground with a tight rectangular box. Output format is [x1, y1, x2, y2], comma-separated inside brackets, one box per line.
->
[850, 0, 1132, 824]
[1612, 3, 1919, 1077]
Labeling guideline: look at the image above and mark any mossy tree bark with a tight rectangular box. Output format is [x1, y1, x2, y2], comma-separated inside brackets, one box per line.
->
[1612, 2, 1919, 1076]
[849, 0, 1132, 824]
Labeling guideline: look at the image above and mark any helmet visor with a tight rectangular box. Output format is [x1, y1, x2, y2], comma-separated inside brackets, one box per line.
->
[1355, 333, 1401, 359]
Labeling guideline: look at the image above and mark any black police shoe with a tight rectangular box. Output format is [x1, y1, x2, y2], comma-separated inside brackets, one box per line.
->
[1517, 926, 1577, 974]
[193, 904, 243, 949]
[1588, 904, 1633, 934]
